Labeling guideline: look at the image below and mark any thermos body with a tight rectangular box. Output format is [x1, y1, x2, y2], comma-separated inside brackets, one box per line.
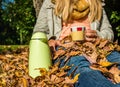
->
[29, 32, 52, 78]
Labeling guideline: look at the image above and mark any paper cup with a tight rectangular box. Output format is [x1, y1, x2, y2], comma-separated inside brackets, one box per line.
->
[71, 26, 85, 41]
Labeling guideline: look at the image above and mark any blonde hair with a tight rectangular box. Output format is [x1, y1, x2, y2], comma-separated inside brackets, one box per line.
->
[54, 0, 75, 22]
[89, 0, 102, 22]
[54, 0, 102, 22]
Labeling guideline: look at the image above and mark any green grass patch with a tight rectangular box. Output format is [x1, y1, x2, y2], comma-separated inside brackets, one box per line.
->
[0, 45, 28, 54]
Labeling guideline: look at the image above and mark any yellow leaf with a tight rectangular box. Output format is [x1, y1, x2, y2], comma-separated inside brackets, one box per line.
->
[38, 68, 47, 76]
[72, 73, 80, 83]
[21, 77, 28, 87]
[15, 71, 23, 77]
[99, 61, 116, 67]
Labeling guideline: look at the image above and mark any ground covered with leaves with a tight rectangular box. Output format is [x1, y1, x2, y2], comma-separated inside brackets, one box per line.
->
[0, 45, 78, 87]
[0, 37, 120, 87]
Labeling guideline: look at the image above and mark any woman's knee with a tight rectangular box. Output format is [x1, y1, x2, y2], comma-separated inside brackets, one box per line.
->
[68, 56, 91, 67]
[107, 51, 120, 62]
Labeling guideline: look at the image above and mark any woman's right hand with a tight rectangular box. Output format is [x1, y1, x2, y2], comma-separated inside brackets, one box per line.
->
[48, 39, 56, 51]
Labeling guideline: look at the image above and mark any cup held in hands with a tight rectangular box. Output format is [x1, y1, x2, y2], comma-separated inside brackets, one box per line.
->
[71, 26, 85, 41]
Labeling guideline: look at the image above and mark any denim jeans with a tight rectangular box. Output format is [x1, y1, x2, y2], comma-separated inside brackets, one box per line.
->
[54, 51, 120, 87]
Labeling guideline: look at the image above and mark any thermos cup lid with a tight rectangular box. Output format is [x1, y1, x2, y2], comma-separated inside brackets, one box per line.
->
[31, 32, 48, 43]
[31, 32, 47, 39]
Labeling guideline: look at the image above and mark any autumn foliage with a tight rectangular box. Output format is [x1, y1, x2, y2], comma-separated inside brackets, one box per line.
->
[52, 36, 120, 84]
[0, 46, 79, 87]
[0, 36, 120, 86]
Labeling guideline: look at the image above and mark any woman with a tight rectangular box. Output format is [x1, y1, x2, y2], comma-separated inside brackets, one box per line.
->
[33, 0, 120, 87]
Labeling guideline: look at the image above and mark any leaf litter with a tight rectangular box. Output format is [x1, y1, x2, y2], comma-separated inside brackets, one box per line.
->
[52, 36, 120, 84]
[0, 36, 120, 86]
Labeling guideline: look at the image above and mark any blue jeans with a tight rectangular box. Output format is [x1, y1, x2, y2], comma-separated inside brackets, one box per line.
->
[54, 51, 120, 87]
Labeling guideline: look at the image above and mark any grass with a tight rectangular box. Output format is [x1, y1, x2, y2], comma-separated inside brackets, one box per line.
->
[0, 45, 28, 53]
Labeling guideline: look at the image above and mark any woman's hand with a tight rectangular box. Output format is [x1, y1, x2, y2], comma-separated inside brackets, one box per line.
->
[48, 39, 56, 51]
[85, 29, 98, 42]
[48, 39, 61, 51]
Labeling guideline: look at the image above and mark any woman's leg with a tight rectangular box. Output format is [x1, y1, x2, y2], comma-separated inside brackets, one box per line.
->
[61, 56, 91, 75]
[60, 55, 120, 87]
[75, 70, 120, 87]
[77, 51, 120, 87]
[107, 51, 120, 69]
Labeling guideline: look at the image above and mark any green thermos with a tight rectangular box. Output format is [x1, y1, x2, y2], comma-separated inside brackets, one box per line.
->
[29, 32, 52, 78]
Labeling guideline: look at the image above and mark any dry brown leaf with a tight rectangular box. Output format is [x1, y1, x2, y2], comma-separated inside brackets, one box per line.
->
[56, 71, 67, 77]
[83, 53, 97, 64]
[116, 45, 120, 51]
[61, 42, 75, 48]
[94, 38, 101, 46]
[98, 39, 109, 48]
[90, 63, 108, 73]
[53, 50, 66, 59]
[50, 65, 59, 74]
[109, 65, 120, 83]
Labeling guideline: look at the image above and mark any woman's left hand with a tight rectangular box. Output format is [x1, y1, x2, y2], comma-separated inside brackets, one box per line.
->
[85, 29, 98, 42]
[48, 39, 62, 51]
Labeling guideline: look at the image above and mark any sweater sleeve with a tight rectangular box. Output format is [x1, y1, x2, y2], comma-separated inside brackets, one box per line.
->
[96, 9, 114, 41]
[33, 0, 49, 34]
